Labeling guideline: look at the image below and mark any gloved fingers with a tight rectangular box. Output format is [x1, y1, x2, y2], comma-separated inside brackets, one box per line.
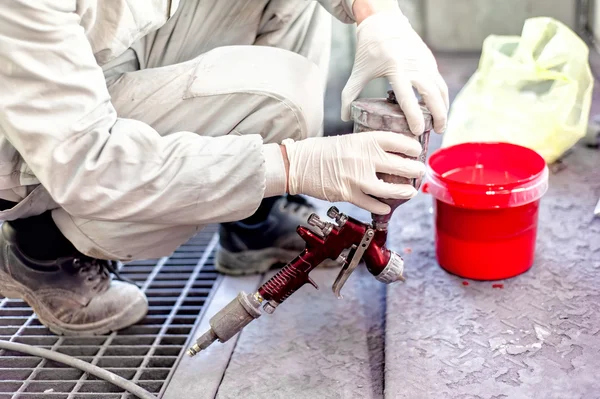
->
[389, 75, 425, 135]
[362, 179, 418, 200]
[435, 72, 450, 113]
[370, 131, 422, 157]
[341, 71, 369, 122]
[352, 192, 392, 215]
[412, 77, 448, 134]
[375, 153, 426, 178]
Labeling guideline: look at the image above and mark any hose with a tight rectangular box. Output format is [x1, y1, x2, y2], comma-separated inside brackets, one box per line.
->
[0, 340, 158, 399]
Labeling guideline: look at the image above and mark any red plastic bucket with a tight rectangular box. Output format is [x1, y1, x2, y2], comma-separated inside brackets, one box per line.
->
[422, 142, 549, 280]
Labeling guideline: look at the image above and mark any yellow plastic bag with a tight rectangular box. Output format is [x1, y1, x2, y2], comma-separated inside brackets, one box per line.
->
[442, 17, 594, 164]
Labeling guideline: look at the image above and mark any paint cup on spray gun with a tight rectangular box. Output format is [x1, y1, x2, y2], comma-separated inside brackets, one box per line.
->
[351, 91, 433, 231]
[423, 142, 549, 280]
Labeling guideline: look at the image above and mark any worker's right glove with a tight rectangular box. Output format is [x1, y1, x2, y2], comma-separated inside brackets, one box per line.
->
[281, 131, 425, 215]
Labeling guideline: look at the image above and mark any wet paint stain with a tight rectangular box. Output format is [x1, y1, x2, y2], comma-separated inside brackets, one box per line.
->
[462, 281, 469, 286]
[492, 284, 504, 289]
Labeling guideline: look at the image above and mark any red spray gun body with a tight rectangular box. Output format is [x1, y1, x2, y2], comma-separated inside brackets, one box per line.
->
[187, 92, 432, 356]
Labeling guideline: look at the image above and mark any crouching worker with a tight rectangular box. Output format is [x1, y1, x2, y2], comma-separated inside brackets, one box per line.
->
[0, 0, 448, 335]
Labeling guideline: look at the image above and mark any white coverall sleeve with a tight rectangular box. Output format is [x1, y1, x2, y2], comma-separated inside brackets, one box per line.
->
[315, 0, 357, 23]
[0, 1, 276, 225]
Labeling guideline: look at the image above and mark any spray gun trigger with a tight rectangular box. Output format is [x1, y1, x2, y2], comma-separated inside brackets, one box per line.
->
[307, 277, 319, 290]
[332, 229, 375, 299]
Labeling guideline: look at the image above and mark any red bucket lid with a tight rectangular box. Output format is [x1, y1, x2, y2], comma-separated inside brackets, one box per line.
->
[423, 142, 549, 209]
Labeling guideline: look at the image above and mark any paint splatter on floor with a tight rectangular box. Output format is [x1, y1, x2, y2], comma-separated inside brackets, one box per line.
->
[462, 281, 469, 286]
[492, 284, 504, 289]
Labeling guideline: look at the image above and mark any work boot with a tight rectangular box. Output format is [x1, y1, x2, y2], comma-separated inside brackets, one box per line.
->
[0, 222, 148, 336]
[216, 195, 338, 275]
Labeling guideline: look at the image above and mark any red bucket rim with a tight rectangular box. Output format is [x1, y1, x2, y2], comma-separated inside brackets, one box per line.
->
[426, 142, 547, 189]
[424, 142, 549, 209]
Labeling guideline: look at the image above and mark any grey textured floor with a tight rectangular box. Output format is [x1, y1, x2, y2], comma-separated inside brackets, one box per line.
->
[216, 267, 386, 399]
[166, 54, 600, 399]
[384, 144, 600, 399]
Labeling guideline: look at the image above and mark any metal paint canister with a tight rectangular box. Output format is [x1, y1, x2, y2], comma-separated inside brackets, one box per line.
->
[350, 91, 433, 228]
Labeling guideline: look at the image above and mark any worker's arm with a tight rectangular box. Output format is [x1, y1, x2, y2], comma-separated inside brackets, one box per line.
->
[319, 0, 450, 136]
[0, 0, 286, 225]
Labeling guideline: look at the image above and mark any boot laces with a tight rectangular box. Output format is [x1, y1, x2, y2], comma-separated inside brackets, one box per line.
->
[70, 257, 138, 290]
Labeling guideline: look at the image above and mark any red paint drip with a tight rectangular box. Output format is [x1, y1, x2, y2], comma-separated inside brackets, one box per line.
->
[462, 281, 469, 286]
[492, 284, 504, 289]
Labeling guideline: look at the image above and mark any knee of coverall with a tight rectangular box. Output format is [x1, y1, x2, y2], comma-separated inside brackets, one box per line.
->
[185, 45, 325, 143]
[256, 51, 325, 142]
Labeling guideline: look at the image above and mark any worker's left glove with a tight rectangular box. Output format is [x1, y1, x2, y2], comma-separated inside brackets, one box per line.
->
[341, 9, 449, 135]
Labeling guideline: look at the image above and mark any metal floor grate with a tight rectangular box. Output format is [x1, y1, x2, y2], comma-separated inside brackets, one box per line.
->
[0, 226, 221, 399]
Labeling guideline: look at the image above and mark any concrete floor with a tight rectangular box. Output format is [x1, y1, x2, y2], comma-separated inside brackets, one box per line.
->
[165, 54, 600, 399]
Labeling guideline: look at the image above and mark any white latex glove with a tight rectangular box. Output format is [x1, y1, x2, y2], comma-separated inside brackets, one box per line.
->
[341, 9, 450, 135]
[281, 131, 425, 215]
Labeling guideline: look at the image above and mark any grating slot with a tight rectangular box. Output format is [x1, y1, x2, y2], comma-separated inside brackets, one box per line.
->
[1, 368, 33, 379]
[146, 306, 177, 316]
[96, 357, 144, 368]
[192, 281, 217, 289]
[1, 309, 32, 317]
[1, 350, 38, 357]
[103, 346, 150, 356]
[0, 381, 23, 392]
[34, 368, 84, 380]
[13, 336, 60, 346]
[158, 336, 187, 346]
[0, 318, 29, 326]
[146, 356, 177, 368]
[185, 288, 213, 296]
[136, 316, 168, 325]
[153, 347, 181, 356]
[182, 299, 205, 307]
[111, 336, 156, 346]
[20, 327, 55, 336]
[0, 357, 41, 368]
[0, 327, 19, 335]
[148, 281, 188, 289]
[22, 381, 76, 393]
[170, 252, 203, 258]
[78, 381, 125, 393]
[137, 381, 163, 393]
[175, 307, 202, 316]
[3, 300, 28, 308]
[139, 368, 171, 380]
[118, 325, 163, 335]
[61, 337, 107, 346]
[169, 316, 197, 325]
[1, 228, 219, 397]
[165, 326, 192, 335]
[54, 347, 100, 357]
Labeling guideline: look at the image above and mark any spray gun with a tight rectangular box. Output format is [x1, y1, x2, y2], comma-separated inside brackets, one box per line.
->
[187, 91, 432, 356]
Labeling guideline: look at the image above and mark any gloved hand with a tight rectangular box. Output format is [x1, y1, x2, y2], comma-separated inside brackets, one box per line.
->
[281, 131, 425, 215]
[341, 9, 449, 135]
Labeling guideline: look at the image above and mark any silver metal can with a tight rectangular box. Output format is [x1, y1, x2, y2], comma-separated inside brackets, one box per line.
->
[350, 91, 433, 228]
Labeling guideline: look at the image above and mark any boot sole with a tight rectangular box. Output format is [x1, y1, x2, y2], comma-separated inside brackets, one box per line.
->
[215, 247, 340, 276]
[0, 268, 147, 336]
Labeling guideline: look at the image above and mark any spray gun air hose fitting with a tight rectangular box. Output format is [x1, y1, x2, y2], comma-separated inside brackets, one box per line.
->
[187, 291, 263, 356]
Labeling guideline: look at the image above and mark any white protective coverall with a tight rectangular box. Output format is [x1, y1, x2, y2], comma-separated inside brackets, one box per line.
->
[0, 0, 347, 260]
